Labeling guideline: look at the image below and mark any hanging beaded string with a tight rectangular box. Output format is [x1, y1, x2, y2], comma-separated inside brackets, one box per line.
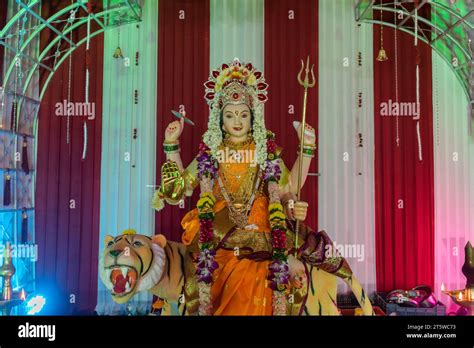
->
[394, 3, 400, 147]
[85, 6, 91, 103]
[355, 22, 364, 176]
[434, 53, 440, 147]
[414, 5, 423, 161]
[12, 3, 26, 133]
[66, 7, 76, 146]
[379, 7, 385, 53]
[82, 2, 92, 160]
[52, 7, 78, 68]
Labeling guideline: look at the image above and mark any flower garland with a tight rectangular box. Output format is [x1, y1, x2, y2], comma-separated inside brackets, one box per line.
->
[196, 133, 289, 315]
[264, 133, 289, 315]
[196, 142, 218, 315]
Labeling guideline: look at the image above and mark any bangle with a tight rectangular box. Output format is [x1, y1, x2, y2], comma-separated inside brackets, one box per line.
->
[298, 146, 315, 157]
[297, 152, 314, 158]
[164, 142, 180, 154]
[298, 153, 314, 158]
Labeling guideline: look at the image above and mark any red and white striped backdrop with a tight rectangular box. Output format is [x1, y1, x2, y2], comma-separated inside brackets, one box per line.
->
[33, 0, 473, 313]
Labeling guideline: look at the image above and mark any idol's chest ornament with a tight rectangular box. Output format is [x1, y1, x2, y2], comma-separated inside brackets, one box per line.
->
[216, 157, 262, 229]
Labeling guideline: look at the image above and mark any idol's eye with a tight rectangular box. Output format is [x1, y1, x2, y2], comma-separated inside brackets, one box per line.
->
[225, 113, 233, 119]
[241, 112, 249, 118]
[133, 241, 143, 247]
[107, 240, 114, 247]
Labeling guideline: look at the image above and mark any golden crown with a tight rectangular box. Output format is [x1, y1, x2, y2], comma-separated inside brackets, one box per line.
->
[204, 58, 268, 110]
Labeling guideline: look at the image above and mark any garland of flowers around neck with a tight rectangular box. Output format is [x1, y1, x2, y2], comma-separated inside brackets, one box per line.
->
[196, 131, 289, 315]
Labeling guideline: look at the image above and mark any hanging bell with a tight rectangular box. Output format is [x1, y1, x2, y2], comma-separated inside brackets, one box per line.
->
[376, 47, 388, 62]
[113, 46, 123, 59]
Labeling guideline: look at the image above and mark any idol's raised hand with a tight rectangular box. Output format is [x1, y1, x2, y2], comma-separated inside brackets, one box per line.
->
[294, 120, 316, 145]
[293, 201, 309, 221]
[286, 199, 309, 221]
[164, 112, 185, 143]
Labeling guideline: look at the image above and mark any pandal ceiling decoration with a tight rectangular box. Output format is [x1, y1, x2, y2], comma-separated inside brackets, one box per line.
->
[0, 0, 142, 115]
[356, 0, 474, 136]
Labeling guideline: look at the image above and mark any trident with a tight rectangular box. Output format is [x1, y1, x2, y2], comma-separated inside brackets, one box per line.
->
[294, 56, 316, 255]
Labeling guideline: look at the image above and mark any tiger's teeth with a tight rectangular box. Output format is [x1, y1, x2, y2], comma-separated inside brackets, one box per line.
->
[125, 281, 131, 292]
[120, 267, 128, 277]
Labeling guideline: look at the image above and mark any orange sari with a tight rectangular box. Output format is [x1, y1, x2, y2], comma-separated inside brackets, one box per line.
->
[181, 154, 276, 315]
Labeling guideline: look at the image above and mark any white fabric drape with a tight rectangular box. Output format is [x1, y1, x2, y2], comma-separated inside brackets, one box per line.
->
[318, 0, 377, 294]
[210, 0, 264, 70]
[432, 53, 474, 312]
[96, 0, 158, 315]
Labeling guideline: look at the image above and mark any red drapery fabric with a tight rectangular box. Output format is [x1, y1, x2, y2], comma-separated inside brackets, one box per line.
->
[155, 0, 210, 242]
[373, 5, 434, 291]
[264, 0, 319, 229]
[36, 1, 103, 314]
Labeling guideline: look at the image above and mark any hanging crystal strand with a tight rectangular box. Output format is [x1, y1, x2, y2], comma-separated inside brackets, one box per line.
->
[414, 6, 423, 161]
[355, 22, 364, 176]
[394, 4, 400, 147]
[434, 55, 440, 146]
[82, 122, 88, 160]
[85, 12, 91, 103]
[66, 12, 74, 146]
[12, 4, 22, 133]
[14, 10, 28, 132]
[82, 6, 91, 161]
[416, 67, 422, 161]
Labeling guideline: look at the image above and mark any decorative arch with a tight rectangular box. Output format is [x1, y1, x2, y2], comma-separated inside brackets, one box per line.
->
[1, 0, 142, 110]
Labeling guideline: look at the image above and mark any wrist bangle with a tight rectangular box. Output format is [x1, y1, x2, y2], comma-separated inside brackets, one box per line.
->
[299, 146, 315, 157]
[303, 143, 316, 149]
[164, 143, 180, 153]
[297, 152, 315, 158]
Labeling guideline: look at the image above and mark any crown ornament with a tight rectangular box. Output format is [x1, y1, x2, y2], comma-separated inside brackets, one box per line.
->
[204, 58, 268, 110]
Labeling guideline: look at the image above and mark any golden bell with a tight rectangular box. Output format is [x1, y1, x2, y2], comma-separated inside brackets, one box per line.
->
[113, 47, 123, 59]
[376, 48, 388, 62]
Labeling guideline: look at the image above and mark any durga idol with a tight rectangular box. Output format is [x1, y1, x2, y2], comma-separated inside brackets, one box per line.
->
[147, 58, 373, 316]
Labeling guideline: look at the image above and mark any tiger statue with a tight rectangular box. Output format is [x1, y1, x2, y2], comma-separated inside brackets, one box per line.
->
[100, 228, 374, 316]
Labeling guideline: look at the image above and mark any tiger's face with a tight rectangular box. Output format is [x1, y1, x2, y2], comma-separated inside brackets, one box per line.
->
[99, 232, 167, 304]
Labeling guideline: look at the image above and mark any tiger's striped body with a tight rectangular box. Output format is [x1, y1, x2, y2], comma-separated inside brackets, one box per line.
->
[100, 230, 373, 315]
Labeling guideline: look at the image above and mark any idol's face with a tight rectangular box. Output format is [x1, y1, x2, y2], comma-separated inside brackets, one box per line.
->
[222, 103, 252, 140]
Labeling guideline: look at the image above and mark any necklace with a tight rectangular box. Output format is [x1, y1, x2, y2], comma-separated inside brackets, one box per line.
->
[223, 135, 253, 149]
[217, 166, 261, 228]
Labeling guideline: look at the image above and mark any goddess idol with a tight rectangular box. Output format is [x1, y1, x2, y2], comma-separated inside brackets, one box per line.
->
[151, 58, 373, 316]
